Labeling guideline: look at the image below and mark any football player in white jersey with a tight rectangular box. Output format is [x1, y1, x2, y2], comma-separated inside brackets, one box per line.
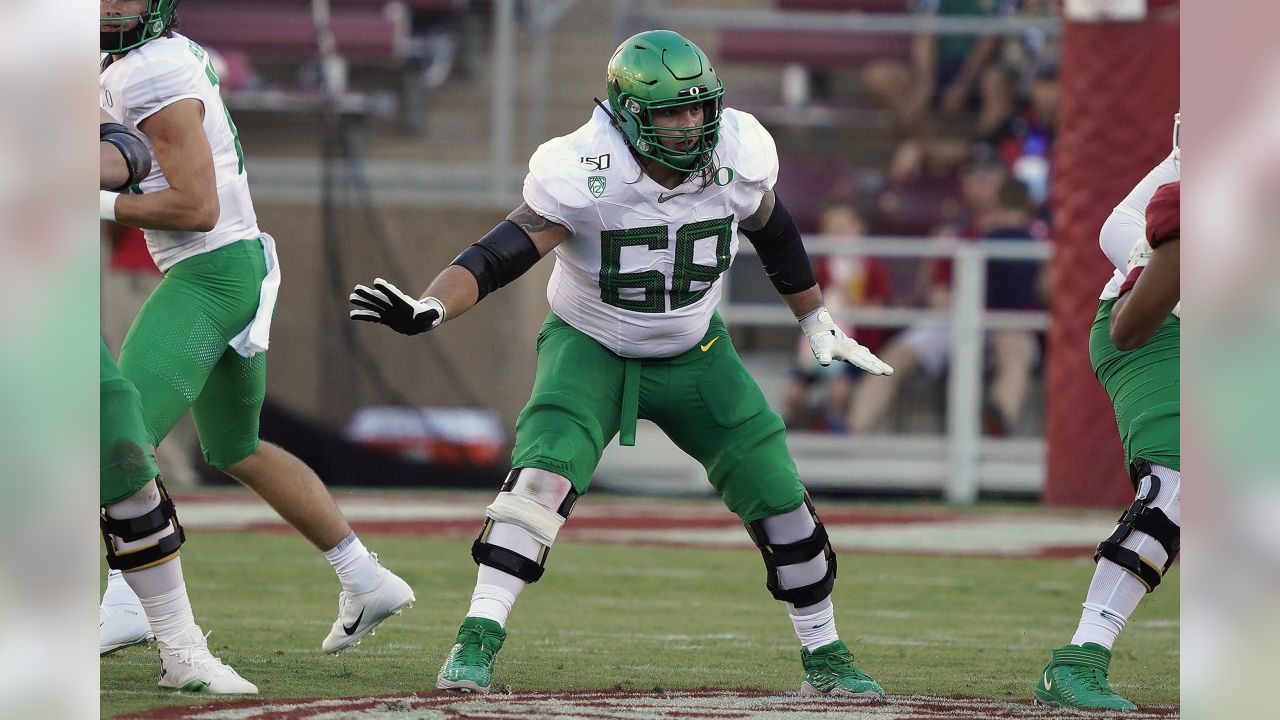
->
[1034, 118, 1181, 711]
[97, 1, 415, 681]
[351, 30, 894, 698]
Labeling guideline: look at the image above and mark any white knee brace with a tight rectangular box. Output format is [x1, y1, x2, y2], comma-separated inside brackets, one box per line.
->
[471, 468, 578, 583]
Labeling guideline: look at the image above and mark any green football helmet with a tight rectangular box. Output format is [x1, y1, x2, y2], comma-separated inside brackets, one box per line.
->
[101, 1, 181, 54]
[606, 30, 724, 173]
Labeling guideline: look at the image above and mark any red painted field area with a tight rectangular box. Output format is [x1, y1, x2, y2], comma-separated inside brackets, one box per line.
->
[120, 688, 1179, 720]
[176, 490, 1118, 560]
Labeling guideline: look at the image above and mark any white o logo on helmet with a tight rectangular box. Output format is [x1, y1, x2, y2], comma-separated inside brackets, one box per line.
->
[689, 86, 701, 95]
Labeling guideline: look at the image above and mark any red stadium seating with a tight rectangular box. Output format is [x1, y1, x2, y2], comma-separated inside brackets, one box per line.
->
[718, 0, 912, 70]
[208, 48, 256, 92]
[180, 4, 410, 64]
[868, 174, 964, 237]
[778, 0, 912, 12]
[776, 159, 862, 233]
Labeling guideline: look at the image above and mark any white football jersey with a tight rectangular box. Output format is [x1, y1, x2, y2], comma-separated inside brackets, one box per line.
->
[524, 106, 778, 358]
[100, 34, 260, 272]
[1098, 150, 1180, 300]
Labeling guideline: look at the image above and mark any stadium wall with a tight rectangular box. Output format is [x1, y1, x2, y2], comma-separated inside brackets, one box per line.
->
[1045, 1, 1179, 506]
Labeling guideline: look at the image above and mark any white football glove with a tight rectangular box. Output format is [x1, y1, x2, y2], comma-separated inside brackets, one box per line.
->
[799, 307, 893, 376]
[1125, 237, 1180, 318]
[1127, 236, 1152, 273]
[349, 278, 444, 335]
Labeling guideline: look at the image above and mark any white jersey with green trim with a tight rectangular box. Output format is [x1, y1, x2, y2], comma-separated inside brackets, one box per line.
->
[524, 106, 778, 358]
[100, 34, 259, 272]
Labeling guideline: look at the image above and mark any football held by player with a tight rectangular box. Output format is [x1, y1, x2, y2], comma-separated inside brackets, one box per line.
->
[98, 0, 414, 691]
[351, 30, 893, 698]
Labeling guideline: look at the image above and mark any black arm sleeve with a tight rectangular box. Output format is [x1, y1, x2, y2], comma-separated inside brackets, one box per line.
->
[100, 122, 152, 191]
[741, 196, 817, 295]
[449, 220, 543, 301]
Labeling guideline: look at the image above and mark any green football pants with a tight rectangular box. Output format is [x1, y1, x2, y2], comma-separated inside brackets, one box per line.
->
[101, 336, 160, 506]
[1090, 298, 1180, 472]
[510, 312, 805, 524]
[118, 238, 269, 470]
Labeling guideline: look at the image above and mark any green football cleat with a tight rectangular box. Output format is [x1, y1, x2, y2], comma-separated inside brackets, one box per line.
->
[435, 617, 507, 693]
[800, 640, 885, 699]
[1034, 642, 1137, 711]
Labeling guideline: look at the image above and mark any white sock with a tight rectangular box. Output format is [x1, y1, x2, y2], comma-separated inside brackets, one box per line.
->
[790, 598, 839, 651]
[324, 532, 382, 595]
[1071, 562, 1144, 649]
[468, 584, 519, 626]
[137, 576, 198, 648]
[466, 565, 527, 626]
[102, 569, 137, 607]
[1071, 464, 1180, 650]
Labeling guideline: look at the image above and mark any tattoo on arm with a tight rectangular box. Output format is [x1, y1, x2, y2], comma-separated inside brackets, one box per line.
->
[740, 189, 776, 233]
[506, 203, 563, 235]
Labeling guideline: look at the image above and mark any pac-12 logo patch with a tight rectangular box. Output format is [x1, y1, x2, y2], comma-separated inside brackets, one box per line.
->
[588, 175, 606, 198]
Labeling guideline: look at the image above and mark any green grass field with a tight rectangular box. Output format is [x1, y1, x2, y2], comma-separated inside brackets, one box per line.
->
[100, 522, 1179, 719]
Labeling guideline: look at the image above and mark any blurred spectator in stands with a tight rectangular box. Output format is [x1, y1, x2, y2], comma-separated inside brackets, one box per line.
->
[848, 177, 1045, 436]
[102, 224, 200, 487]
[783, 200, 893, 432]
[981, 62, 1058, 216]
[870, 1, 1061, 189]
[862, 0, 1019, 139]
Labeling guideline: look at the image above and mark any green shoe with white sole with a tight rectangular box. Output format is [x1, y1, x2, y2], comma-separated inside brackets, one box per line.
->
[436, 617, 507, 693]
[800, 640, 885, 699]
[1034, 642, 1137, 711]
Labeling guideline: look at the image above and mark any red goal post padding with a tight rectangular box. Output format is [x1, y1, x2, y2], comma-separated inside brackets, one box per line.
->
[1044, 0, 1179, 506]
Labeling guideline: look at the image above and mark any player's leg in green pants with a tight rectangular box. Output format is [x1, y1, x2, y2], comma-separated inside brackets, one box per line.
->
[1035, 299, 1180, 710]
[441, 313, 881, 697]
[643, 314, 882, 697]
[440, 312, 623, 692]
[101, 336, 158, 507]
[117, 238, 267, 467]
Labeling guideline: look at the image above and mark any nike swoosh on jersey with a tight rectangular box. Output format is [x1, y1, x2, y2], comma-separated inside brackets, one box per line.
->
[343, 608, 366, 635]
[700, 337, 719, 352]
[658, 192, 687, 203]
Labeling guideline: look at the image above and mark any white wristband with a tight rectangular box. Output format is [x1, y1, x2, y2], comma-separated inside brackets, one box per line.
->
[100, 190, 120, 221]
[420, 296, 446, 328]
[798, 305, 828, 332]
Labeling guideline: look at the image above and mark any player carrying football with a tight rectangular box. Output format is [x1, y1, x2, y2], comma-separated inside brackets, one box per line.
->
[1034, 117, 1180, 711]
[350, 30, 894, 698]
[98, 0, 414, 688]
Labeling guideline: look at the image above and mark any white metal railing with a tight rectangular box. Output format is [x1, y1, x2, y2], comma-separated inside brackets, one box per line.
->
[727, 235, 1054, 504]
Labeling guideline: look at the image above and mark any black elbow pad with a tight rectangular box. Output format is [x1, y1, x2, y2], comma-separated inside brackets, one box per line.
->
[100, 122, 152, 190]
[741, 197, 816, 295]
[450, 220, 542, 301]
